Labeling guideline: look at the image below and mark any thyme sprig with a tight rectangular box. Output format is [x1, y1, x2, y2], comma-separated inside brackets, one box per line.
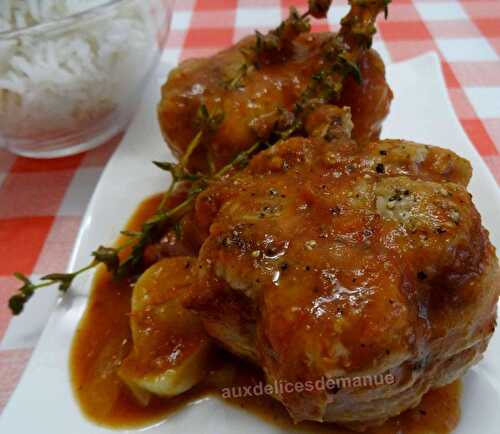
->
[226, 0, 383, 120]
[340, 0, 392, 48]
[114, 103, 224, 277]
[307, 0, 333, 19]
[294, 0, 390, 116]
[6, 106, 261, 315]
[253, 6, 310, 64]
[154, 103, 223, 210]
[225, 62, 251, 90]
[224, 0, 330, 86]
[8, 246, 124, 315]
[7, 0, 390, 316]
[115, 137, 267, 279]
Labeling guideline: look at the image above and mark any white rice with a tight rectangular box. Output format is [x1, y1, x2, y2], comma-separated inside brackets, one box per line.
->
[0, 0, 156, 138]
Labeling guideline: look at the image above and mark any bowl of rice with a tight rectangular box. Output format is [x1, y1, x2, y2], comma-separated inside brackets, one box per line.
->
[0, 0, 172, 158]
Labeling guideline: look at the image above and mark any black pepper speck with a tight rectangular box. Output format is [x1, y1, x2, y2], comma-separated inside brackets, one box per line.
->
[417, 271, 428, 281]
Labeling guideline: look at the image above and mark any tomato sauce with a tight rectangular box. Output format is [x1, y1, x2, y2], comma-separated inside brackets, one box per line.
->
[70, 195, 461, 433]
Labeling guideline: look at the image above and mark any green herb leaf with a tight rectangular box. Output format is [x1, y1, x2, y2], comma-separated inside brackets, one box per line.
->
[92, 246, 120, 273]
[120, 230, 142, 238]
[337, 52, 362, 84]
[173, 222, 182, 240]
[195, 104, 224, 132]
[41, 273, 74, 292]
[308, 0, 333, 19]
[153, 161, 177, 172]
[9, 294, 26, 315]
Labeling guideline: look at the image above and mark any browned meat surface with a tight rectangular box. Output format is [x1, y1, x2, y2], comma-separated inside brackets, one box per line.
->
[185, 126, 499, 428]
[115, 2, 499, 428]
[158, 8, 392, 173]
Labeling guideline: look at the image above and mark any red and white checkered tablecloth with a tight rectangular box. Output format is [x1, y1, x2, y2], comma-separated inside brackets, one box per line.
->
[0, 0, 499, 413]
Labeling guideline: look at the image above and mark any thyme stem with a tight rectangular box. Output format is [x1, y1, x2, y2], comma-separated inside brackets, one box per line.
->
[180, 130, 203, 168]
[6, 0, 389, 316]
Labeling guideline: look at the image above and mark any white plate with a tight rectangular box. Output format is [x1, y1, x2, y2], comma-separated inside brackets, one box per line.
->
[1, 52, 499, 434]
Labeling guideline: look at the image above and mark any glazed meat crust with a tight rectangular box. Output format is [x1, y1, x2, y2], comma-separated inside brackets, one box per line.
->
[187, 135, 500, 428]
[158, 32, 392, 172]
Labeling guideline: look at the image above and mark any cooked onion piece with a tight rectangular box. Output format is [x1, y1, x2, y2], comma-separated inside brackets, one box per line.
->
[118, 257, 211, 404]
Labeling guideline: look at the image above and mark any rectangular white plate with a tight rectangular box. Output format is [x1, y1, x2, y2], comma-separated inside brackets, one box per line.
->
[1, 52, 499, 434]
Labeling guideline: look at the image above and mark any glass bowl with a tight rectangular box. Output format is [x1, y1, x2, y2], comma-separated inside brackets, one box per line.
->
[0, 0, 172, 158]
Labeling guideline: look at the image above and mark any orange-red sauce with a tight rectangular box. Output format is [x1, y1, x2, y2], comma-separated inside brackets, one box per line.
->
[70, 195, 461, 433]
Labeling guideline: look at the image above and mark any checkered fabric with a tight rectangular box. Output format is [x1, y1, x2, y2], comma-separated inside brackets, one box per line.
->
[1, 0, 499, 412]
